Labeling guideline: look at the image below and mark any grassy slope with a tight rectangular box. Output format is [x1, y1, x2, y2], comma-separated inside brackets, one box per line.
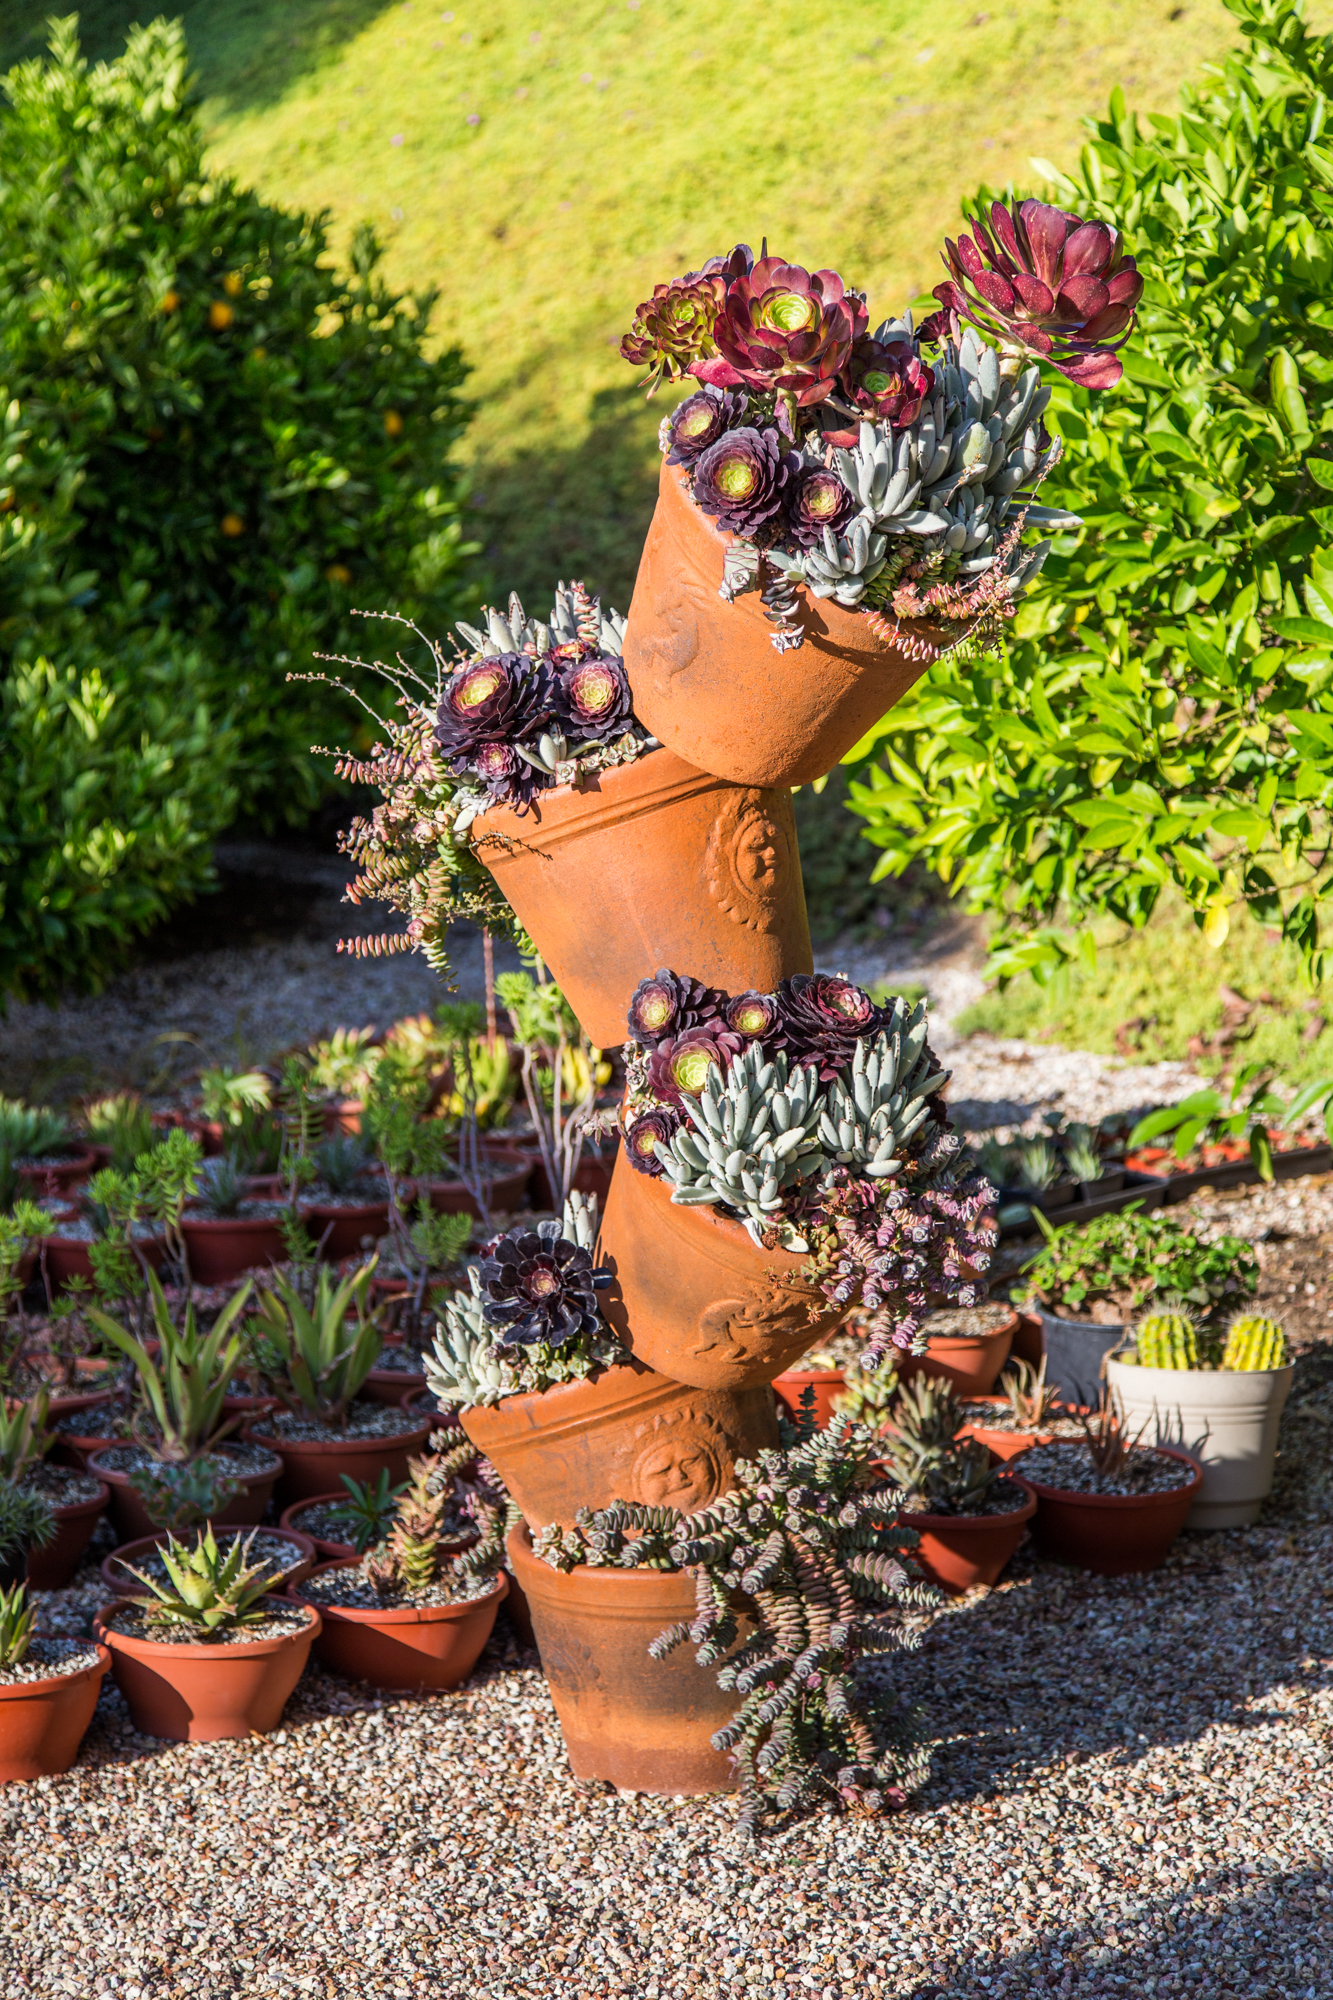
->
[2, 0, 1234, 614]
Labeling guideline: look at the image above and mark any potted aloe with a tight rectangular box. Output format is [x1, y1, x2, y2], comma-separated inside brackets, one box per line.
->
[0, 1481, 55, 1591]
[289, 1437, 508, 1690]
[2, 1390, 110, 1589]
[954, 1356, 1090, 1462]
[95, 1524, 321, 1741]
[240, 1263, 433, 1503]
[0, 1581, 110, 1781]
[1019, 1396, 1201, 1575]
[874, 1374, 1036, 1594]
[181, 1156, 287, 1284]
[427, 1193, 778, 1529]
[603, 969, 997, 1390]
[1017, 1208, 1259, 1407]
[1106, 1312, 1293, 1529]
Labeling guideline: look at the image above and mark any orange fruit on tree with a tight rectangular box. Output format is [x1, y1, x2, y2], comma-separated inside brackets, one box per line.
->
[221, 514, 245, 538]
[209, 301, 234, 331]
[383, 410, 404, 437]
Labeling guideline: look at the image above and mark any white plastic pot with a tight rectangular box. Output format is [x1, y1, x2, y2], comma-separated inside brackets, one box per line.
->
[1106, 1354, 1294, 1530]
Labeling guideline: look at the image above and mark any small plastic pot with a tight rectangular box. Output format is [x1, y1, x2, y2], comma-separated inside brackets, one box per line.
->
[100, 1526, 318, 1598]
[358, 1356, 429, 1406]
[278, 1495, 360, 1563]
[1024, 1447, 1203, 1576]
[242, 1415, 435, 1507]
[953, 1397, 1055, 1463]
[88, 1444, 283, 1541]
[289, 1560, 506, 1691]
[25, 1478, 111, 1591]
[38, 1229, 166, 1294]
[15, 1149, 98, 1199]
[771, 1367, 846, 1429]
[899, 1478, 1036, 1594]
[180, 1212, 285, 1285]
[0, 1645, 111, 1781]
[898, 1312, 1018, 1397]
[96, 1597, 320, 1742]
[303, 1198, 391, 1261]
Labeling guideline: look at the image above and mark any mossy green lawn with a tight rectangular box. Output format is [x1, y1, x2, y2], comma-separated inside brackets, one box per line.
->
[3, 0, 1234, 611]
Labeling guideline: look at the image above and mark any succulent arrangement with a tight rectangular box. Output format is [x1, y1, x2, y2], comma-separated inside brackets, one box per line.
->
[361, 1437, 511, 1601]
[246, 1264, 384, 1430]
[0, 1580, 37, 1668]
[1129, 1310, 1289, 1373]
[120, 1524, 284, 1640]
[534, 1408, 933, 1831]
[620, 207, 1139, 654]
[620, 969, 996, 1360]
[875, 1375, 1007, 1517]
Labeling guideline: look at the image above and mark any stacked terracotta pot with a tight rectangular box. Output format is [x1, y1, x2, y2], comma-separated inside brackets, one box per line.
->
[460, 469, 933, 1795]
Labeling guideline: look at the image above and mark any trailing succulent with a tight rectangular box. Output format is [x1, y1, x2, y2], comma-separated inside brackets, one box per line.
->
[309, 583, 653, 979]
[534, 1408, 935, 1834]
[425, 1195, 626, 1411]
[620, 969, 996, 1358]
[620, 210, 1137, 655]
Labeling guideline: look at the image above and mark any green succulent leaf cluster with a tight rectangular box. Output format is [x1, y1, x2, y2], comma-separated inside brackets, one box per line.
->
[814, 1004, 946, 1177]
[122, 1524, 282, 1639]
[88, 1269, 251, 1463]
[876, 1375, 1001, 1515]
[248, 1264, 382, 1429]
[0, 1390, 52, 1484]
[0, 1581, 35, 1670]
[1021, 1206, 1259, 1321]
[656, 1042, 826, 1249]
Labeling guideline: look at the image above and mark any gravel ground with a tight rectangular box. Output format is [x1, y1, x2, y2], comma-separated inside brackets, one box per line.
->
[5, 1175, 1330, 1999]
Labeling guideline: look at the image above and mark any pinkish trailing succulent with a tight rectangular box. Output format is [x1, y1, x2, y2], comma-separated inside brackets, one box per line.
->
[922, 199, 1142, 388]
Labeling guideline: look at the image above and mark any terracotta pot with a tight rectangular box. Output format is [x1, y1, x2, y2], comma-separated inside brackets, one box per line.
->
[279, 1494, 360, 1563]
[0, 1645, 110, 1780]
[25, 1479, 110, 1591]
[181, 1212, 285, 1285]
[599, 1153, 845, 1390]
[48, 1391, 123, 1471]
[358, 1357, 429, 1406]
[289, 1560, 506, 1691]
[38, 1230, 166, 1294]
[15, 1148, 98, 1199]
[155, 1111, 225, 1156]
[898, 1312, 1017, 1396]
[88, 1444, 283, 1541]
[242, 1415, 434, 1506]
[899, 1478, 1036, 1594]
[470, 745, 812, 1049]
[96, 1597, 320, 1741]
[459, 1360, 779, 1531]
[508, 1525, 748, 1794]
[771, 1367, 846, 1429]
[1024, 1446, 1202, 1576]
[623, 459, 937, 789]
[418, 1157, 533, 1223]
[304, 1197, 391, 1261]
[322, 1099, 364, 1137]
[954, 1397, 1054, 1463]
[220, 1390, 280, 1421]
[101, 1526, 318, 1597]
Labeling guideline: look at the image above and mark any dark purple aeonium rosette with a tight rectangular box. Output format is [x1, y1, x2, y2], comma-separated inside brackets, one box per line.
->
[786, 465, 856, 549]
[626, 969, 727, 1045]
[705, 257, 867, 414]
[835, 337, 935, 435]
[772, 973, 885, 1081]
[622, 1106, 682, 1178]
[647, 1023, 744, 1110]
[478, 1219, 613, 1352]
[620, 244, 755, 395]
[664, 386, 748, 467]
[723, 990, 780, 1041]
[553, 653, 634, 743]
[435, 654, 553, 768]
[691, 426, 796, 539]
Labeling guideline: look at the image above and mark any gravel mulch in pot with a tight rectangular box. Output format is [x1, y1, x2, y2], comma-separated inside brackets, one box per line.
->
[900, 1476, 1035, 1519]
[958, 1401, 1091, 1440]
[297, 1559, 497, 1612]
[286, 1501, 364, 1546]
[1019, 1441, 1197, 1495]
[50, 1406, 130, 1440]
[101, 1601, 313, 1647]
[367, 1344, 429, 1375]
[184, 1197, 290, 1222]
[18, 1463, 103, 1506]
[38, 1214, 162, 1244]
[920, 1302, 1017, 1338]
[249, 1404, 425, 1443]
[109, 1532, 314, 1591]
[0, 1638, 103, 1686]
[91, 1439, 282, 1478]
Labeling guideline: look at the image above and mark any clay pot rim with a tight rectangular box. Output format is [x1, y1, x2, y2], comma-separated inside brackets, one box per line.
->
[88, 1442, 283, 1483]
[0, 1642, 111, 1704]
[287, 1557, 507, 1626]
[898, 1477, 1037, 1531]
[471, 744, 707, 852]
[100, 1526, 318, 1596]
[303, 1197, 391, 1218]
[771, 1364, 846, 1382]
[241, 1417, 434, 1455]
[16, 1147, 98, 1180]
[508, 1523, 704, 1614]
[37, 1477, 110, 1523]
[180, 1212, 287, 1234]
[48, 1388, 116, 1414]
[95, 1595, 321, 1656]
[1020, 1444, 1203, 1510]
[625, 1163, 826, 1279]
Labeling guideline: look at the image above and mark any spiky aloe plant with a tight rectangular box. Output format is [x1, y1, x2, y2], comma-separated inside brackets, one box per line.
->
[1221, 1316, 1289, 1372]
[363, 1444, 475, 1596]
[876, 1374, 1000, 1515]
[0, 1390, 52, 1483]
[0, 1484, 55, 1570]
[0, 1581, 35, 1668]
[1134, 1312, 1202, 1371]
[248, 1262, 382, 1429]
[121, 1525, 281, 1639]
[87, 1269, 253, 1463]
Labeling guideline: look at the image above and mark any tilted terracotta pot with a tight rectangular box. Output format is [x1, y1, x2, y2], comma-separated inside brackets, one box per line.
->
[898, 1477, 1036, 1595]
[25, 1478, 110, 1591]
[0, 1645, 110, 1781]
[622, 459, 937, 789]
[508, 1525, 749, 1794]
[599, 1155, 846, 1391]
[95, 1597, 320, 1741]
[459, 1359, 779, 1531]
[242, 1415, 434, 1506]
[897, 1312, 1018, 1397]
[470, 745, 812, 1049]
[1024, 1446, 1202, 1576]
[289, 1560, 506, 1691]
[88, 1443, 283, 1542]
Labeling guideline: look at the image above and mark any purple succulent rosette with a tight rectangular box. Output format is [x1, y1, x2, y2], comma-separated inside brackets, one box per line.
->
[646, 1024, 744, 1109]
[478, 1219, 613, 1351]
[786, 466, 856, 550]
[626, 969, 727, 1044]
[722, 990, 779, 1039]
[770, 973, 885, 1082]
[622, 1106, 681, 1177]
[664, 386, 748, 466]
[436, 655, 552, 768]
[554, 654, 634, 743]
[691, 425, 796, 539]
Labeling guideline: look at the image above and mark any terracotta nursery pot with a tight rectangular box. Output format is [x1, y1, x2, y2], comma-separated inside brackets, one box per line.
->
[1105, 1354, 1295, 1531]
[88, 1444, 283, 1542]
[24, 1478, 110, 1591]
[96, 1597, 320, 1742]
[470, 744, 813, 1049]
[954, 1398, 1055, 1463]
[38, 1227, 166, 1294]
[47, 1390, 119, 1470]
[100, 1526, 318, 1597]
[771, 1367, 845, 1429]
[181, 1212, 285, 1285]
[279, 1495, 360, 1563]
[0, 1645, 111, 1781]
[358, 1356, 430, 1406]
[290, 1560, 506, 1691]
[303, 1197, 391, 1262]
[459, 1359, 780, 1531]
[599, 1154, 847, 1391]
[1024, 1446, 1203, 1576]
[622, 459, 937, 789]
[508, 1524, 749, 1794]
[242, 1415, 435, 1506]
[15, 1148, 98, 1199]
[419, 1145, 533, 1222]
[899, 1477, 1037, 1595]
[898, 1311, 1018, 1396]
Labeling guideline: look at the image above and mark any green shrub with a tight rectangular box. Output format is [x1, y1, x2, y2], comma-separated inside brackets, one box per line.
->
[846, 0, 1333, 986]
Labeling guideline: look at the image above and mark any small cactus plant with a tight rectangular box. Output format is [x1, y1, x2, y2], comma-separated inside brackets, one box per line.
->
[1221, 1316, 1288, 1371]
[1134, 1312, 1201, 1370]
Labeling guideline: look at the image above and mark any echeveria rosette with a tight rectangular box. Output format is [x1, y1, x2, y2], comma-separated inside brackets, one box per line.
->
[785, 466, 856, 550]
[622, 1106, 681, 1178]
[772, 973, 885, 1082]
[723, 990, 779, 1040]
[921, 200, 1142, 389]
[691, 426, 796, 539]
[554, 653, 634, 743]
[626, 969, 727, 1045]
[647, 1024, 744, 1109]
[830, 338, 935, 441]
[621, 244, 755, 395]
[478, 1219, 613, 1352]
[664, 386, 748, 467]
[707, 257, 868, 423]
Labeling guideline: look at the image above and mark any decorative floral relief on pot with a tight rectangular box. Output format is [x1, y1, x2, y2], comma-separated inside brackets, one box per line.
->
[704, 790, 795, 934]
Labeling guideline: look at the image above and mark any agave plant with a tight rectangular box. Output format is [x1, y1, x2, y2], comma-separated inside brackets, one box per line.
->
[332, 1469, 408, 1554]
[0, 1390, 52, 1484]
[248, 1263, 382, 1429]
[0, 1097, 70, 1161]
[121, 1524, 282, 1639]
[0, 1580, 36, 1668]
[87, 1270, 253, 1463]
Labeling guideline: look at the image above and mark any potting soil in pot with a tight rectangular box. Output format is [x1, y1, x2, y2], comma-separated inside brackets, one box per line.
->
[367, 1345, 429, 1375]
[297, 1561, 498, 1612]
[286, 1502, 364, 1547]
[903, 1476, 1034, 1519]
[0, 1639, 103, 1687]
[19, 1463, 104, 1507]
[93, 1440, 281, 1481]
[956, 1403, 1089, 1441]
[920, 1303, 1015, 1338]
[104, 1602, 313, 1647]
[1019, 1442, 1196, 1496]
[251, 1406, 423, 1443]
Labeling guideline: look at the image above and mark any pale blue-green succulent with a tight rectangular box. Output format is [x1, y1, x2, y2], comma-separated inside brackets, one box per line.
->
[815, 1006, 947, 1177]
[656, 1042, 826, 1251]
